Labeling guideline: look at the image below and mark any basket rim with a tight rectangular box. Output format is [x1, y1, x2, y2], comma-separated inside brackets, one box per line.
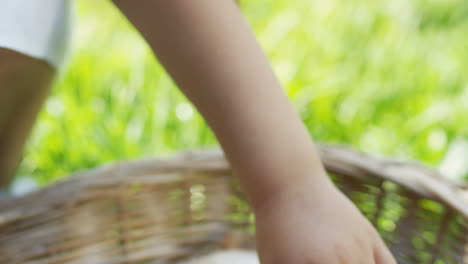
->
[1, 145, 467, 220]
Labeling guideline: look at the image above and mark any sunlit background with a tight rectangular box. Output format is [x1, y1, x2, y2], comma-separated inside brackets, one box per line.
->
[17, 0, 468, 185]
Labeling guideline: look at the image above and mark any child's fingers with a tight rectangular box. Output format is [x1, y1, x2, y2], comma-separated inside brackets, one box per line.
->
[373, 244, 397, 264]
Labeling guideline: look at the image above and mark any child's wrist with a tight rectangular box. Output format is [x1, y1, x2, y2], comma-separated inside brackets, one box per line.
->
[247, 169, 332, 214]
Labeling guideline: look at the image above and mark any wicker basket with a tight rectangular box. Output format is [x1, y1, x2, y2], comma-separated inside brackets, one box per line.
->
[0, 145, 467, 264]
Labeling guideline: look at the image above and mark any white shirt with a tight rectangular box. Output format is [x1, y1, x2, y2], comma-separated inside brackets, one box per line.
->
[0, 0, 73, 68]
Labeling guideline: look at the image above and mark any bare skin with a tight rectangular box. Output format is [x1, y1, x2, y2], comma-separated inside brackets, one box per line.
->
[0, 48, 55, 188]
[112, 1, 396, 263]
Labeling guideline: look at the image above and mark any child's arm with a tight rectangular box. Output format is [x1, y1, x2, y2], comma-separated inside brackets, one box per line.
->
[112, 1, 396, 263]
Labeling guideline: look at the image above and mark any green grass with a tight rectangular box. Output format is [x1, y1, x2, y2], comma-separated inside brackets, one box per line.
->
[19, 0, 468, 184]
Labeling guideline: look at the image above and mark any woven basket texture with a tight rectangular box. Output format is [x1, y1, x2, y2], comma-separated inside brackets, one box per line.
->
[0, 145, 467, 264]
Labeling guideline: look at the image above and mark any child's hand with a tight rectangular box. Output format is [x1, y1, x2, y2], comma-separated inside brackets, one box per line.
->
[254, 177, 396, 264]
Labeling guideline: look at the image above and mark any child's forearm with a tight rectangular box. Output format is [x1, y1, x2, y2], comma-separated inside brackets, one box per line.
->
[113, 0, 327, 209]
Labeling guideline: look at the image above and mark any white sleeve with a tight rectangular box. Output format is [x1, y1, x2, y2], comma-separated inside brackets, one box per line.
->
[0, 0, 73, 69]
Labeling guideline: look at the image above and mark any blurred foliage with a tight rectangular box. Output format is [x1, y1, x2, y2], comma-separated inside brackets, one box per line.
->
[18, 0, 468, 183]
